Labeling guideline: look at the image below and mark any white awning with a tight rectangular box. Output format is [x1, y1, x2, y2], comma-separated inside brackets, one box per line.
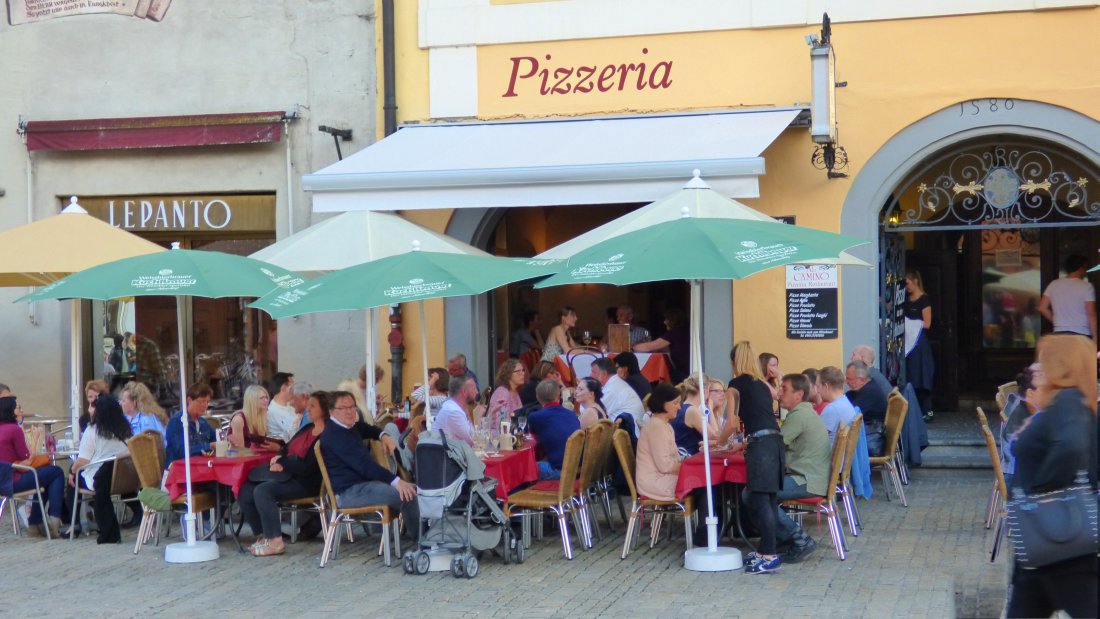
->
[304, 108, 803, 212]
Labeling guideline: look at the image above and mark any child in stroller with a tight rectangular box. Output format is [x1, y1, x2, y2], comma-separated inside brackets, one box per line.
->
[402, 429, 524, 578]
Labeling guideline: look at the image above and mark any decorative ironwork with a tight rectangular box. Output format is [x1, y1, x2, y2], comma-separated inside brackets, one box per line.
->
[883, 140, 1100, 231]
[879, 234, 906, 386]
[811, 143, 849, 179]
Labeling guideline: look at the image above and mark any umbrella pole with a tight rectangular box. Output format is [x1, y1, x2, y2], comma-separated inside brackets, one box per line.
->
[70, 301, 82, 442]
[419, 300, 432, 430]
[165, 294, 218, 563]
[365, 308, 377, 422]
[684, 279, 740, 571]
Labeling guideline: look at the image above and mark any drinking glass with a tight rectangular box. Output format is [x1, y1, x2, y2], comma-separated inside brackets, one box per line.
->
[582, 330, 593, 346]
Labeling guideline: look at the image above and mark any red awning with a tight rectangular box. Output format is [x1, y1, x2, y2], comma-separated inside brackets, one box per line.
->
[23, 111, 287, 152]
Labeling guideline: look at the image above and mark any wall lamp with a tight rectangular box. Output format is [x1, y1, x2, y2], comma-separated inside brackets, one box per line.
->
[318, 125, 353, 160]
[807, 13, 849, 179]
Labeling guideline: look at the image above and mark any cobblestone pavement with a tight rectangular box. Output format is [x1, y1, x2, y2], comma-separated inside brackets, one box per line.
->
[1, 468, 1006, 618]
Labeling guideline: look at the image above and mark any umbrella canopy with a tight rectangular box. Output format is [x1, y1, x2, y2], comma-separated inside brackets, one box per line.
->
[15, 244, 305, 563]
[535, 213, 867, 288]
[248, 210, 495, 419]
[0, 197, 165, 286]
[250, 242, 556, 427]
[1090, 264, 1099, 272]
[249, 210, 490, 275]
[19, 244, 304, 302]
[251, 244, 553, 318]
[0, 197, 165, 453]
[536, 172, 869, 267]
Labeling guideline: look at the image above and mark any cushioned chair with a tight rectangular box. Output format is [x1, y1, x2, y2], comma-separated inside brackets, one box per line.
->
[504, 430, 586, 560]
[781, 423, 851, 560]
[613, 429, 694, 560]
[870, 396, 908, 506]
[315, 441, 400, 568]
[128, 430, 216, 554]
[836, 413, 864, 537]
[0, 461, 51, 539]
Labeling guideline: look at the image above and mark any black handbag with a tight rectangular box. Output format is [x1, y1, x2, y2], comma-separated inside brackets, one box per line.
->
[1005, 471, 1099, 569]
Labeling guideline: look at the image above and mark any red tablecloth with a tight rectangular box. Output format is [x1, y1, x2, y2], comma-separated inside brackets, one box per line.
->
[674, 450, 747, 499]
[165, 453, 271, 501]
[481, 447, 538, 500]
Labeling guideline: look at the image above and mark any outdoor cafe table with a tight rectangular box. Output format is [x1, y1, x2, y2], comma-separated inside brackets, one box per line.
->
[675, 449, 754, 547]
[554, 352, 671, 386]
[481, 446, 538, 500]
[166, 452, 271, 551]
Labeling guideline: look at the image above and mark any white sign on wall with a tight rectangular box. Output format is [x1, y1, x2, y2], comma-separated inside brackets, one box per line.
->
[6, 0, 172, 26]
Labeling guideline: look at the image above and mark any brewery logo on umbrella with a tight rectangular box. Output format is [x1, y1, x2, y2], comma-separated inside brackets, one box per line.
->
[384, 277, 453, 299]
[131, 269, 198, 291]
[733, 242, 799, 266]
[570, 253, 627, 279]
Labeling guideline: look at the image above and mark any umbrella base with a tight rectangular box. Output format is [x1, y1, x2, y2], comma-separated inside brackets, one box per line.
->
[684, 546, 742, 572]
[165, 540, 220, 564]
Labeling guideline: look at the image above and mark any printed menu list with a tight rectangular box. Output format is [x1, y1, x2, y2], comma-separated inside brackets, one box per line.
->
[786, 264, 838, 340]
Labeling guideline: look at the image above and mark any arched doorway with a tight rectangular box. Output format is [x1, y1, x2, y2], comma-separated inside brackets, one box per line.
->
[842, 100, 1100, 412]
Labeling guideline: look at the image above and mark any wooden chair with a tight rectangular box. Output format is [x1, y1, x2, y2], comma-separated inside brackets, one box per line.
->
[836, 413, 864, 537]
[314, 441, 400, 567]
[976, 409, 1007, 534]
[870, 396, 908, 506]
[591, 418, 619, 532]
[565, 347, 604, 384]
[0, 462, 51, 539]
[128, 430, 216, 553]
[781, 423, 851, 560]
[613, 429, 694, 560]
[504, 430, 586, 560]
[995, 382, 1017, 412]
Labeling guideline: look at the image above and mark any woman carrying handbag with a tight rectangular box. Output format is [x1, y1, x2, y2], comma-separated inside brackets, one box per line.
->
[1004, 334, 1097, 618]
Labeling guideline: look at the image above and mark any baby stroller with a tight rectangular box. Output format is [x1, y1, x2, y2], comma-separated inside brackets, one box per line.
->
[401, 429, 521, 578]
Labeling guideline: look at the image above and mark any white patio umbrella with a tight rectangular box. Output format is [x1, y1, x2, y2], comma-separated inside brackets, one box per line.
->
[249, 210, 495, 420]
[0, 197, 164, 436]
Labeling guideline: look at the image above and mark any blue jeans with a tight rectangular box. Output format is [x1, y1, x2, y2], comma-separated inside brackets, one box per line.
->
[12, 465, 65, 523]
[338, 480, 419, 525]
[537, 461, 560, 480]
[775, 475, 816, 544]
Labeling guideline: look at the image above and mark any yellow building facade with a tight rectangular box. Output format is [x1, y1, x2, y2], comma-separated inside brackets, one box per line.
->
[340, 0, 1100, 406]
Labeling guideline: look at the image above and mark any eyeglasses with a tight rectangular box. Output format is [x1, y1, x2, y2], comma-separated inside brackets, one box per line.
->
[513, 368, 527, 374]
[707, 389, 724, 395]
[333, 405, 358, 411]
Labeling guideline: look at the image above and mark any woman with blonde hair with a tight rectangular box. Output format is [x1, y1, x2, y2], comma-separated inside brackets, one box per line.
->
[726, 340, 785, 574]
[119, 381, 167, 440]
[229, 385, 282, 450]
[670, 376, 720, 456]
[1005, 335, 1097, 618]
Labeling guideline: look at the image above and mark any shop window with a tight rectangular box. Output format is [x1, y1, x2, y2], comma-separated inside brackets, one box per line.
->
[980, 228, 1041, 348]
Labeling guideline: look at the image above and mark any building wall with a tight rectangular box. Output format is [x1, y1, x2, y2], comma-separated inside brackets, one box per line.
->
[0, 1, 379, 412]
[373, 0, 1100, 388]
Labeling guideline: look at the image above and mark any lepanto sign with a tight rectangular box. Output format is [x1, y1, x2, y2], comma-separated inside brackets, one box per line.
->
[6, 0, 172, 26]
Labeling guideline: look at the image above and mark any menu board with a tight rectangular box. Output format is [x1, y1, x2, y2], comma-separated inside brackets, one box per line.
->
[786, 264, 838, 339]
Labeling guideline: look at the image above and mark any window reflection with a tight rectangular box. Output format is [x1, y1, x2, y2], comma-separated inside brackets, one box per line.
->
[981, 228, 1041, 348]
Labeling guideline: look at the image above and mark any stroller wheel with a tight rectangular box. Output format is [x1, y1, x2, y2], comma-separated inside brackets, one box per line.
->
[501, 529, 513, 565]
[402, 552, 416, 574]
[514, 540, 527, 564]
[450, 555, 465, 578]
[464, 553, 479, 579]
[415, 551, 431, 575]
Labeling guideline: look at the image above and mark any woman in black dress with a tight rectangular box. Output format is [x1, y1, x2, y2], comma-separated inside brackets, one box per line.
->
[728, 340, 785, 574]
[903, 269, 935, 420]
[1004, 335, 1097, 618]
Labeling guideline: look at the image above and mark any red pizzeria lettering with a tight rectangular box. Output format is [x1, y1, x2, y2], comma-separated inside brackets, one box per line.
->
[502, 48, 673, 97]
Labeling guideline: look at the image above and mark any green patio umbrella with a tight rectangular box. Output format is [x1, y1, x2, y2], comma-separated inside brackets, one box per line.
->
[18, 243, 306, 564]
[535, 208, 869, 572]
[250, 241, 557, 425]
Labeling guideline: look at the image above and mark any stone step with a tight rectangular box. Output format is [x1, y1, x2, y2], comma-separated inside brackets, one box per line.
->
[918, 443, 994, 469]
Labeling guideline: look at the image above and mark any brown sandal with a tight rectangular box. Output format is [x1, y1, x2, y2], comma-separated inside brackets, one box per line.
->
[249, 539, 285, 557]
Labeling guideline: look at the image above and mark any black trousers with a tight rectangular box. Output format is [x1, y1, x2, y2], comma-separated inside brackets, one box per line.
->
[65, 464, 119, 543]
[238, 479, 312, 540]
[1005, 555, 1097, 618]
[743, 488, 778, 555]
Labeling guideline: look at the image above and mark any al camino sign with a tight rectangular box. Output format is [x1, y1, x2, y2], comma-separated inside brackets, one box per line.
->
[75, 193, 275, 234]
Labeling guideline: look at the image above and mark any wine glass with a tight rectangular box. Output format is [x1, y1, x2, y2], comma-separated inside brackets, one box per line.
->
[582, 330, 593, 346]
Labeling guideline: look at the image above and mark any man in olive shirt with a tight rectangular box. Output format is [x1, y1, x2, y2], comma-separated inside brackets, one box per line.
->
[774, 373, 832, 562]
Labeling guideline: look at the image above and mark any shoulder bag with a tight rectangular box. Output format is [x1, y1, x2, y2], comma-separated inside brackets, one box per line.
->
[1005, 471, 1099, 569]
